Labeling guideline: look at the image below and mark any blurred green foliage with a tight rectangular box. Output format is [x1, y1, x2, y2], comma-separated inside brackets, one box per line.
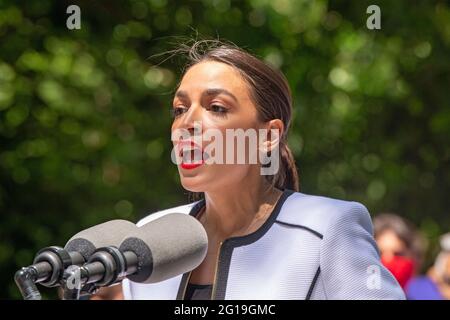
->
[1, 0, 449, 299]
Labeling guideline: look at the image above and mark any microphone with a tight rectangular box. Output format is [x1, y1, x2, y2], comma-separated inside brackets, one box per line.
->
[62, 213, 208, 298]
[65, 219, 138, 260]
[14, 219, 138, 300]
[121, 212, 208, 284]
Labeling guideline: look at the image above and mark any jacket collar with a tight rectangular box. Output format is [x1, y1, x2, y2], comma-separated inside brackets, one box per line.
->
[176, 188, 295, 300]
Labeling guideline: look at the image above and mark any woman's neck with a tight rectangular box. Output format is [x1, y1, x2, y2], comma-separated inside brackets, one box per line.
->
[199, 179, 283, 242]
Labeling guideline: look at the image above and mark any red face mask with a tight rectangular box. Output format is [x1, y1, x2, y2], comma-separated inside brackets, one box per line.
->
[381, 255, 415, 288]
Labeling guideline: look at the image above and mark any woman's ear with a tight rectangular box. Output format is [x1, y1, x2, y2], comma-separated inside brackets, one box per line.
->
[261, 119, 284, 153]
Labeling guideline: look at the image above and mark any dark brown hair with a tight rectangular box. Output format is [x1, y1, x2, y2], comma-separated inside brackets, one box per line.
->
[174, 40, 299, 199]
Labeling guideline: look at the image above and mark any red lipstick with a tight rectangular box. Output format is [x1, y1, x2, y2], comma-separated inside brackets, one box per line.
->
[177, 140, 205, 170]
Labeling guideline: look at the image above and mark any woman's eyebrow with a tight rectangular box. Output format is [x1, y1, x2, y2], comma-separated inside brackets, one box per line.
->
[174, 90, 189, 100]
[203, 88, 238, 102]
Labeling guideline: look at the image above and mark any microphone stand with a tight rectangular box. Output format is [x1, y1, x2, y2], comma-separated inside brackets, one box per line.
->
[14, 246, 85, 300]
[14, 265, 47, 300]
[61, 246, 138, 300]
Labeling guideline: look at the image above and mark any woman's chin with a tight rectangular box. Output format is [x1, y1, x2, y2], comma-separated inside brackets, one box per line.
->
[179, 176, 206, 193]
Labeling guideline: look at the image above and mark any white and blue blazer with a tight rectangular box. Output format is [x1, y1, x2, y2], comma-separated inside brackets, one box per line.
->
[123, 189, 405, 300]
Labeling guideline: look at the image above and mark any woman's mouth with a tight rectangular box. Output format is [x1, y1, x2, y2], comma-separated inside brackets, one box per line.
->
[177, 140, 208, 170]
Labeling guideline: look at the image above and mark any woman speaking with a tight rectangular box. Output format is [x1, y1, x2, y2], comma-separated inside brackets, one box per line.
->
[120, 40, 405, 300]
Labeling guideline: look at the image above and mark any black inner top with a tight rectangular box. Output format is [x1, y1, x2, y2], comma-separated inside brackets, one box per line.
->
[185, 283, 213, 300]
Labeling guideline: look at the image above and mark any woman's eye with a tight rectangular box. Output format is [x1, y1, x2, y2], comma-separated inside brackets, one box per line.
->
[171, 106, 187, 118]
[210, 104, 228, 115]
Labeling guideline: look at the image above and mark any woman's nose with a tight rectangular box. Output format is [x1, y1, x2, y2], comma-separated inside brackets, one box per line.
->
[179, 103, 203, 132]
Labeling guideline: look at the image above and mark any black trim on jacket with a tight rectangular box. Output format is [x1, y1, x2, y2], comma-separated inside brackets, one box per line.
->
[177, 189, 295, 299]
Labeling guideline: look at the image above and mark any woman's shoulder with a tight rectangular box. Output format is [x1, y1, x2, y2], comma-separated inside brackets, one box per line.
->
[136, 200, 201, 227]
[279, 191, 372, 238]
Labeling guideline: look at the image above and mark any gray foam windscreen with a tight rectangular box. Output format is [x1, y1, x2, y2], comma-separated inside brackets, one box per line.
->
[65, 220, 138, 260]
[119, 213, 208, 284]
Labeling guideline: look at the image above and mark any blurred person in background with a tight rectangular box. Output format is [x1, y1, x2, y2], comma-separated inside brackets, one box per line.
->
[406, 233, 450, 300]
[374, 213, 426, 289]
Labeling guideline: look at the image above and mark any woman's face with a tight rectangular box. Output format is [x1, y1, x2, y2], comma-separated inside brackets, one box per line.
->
[170, 60, 268, 193]
[376, 230, 408, 259]
[376, 229, 416, 287]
